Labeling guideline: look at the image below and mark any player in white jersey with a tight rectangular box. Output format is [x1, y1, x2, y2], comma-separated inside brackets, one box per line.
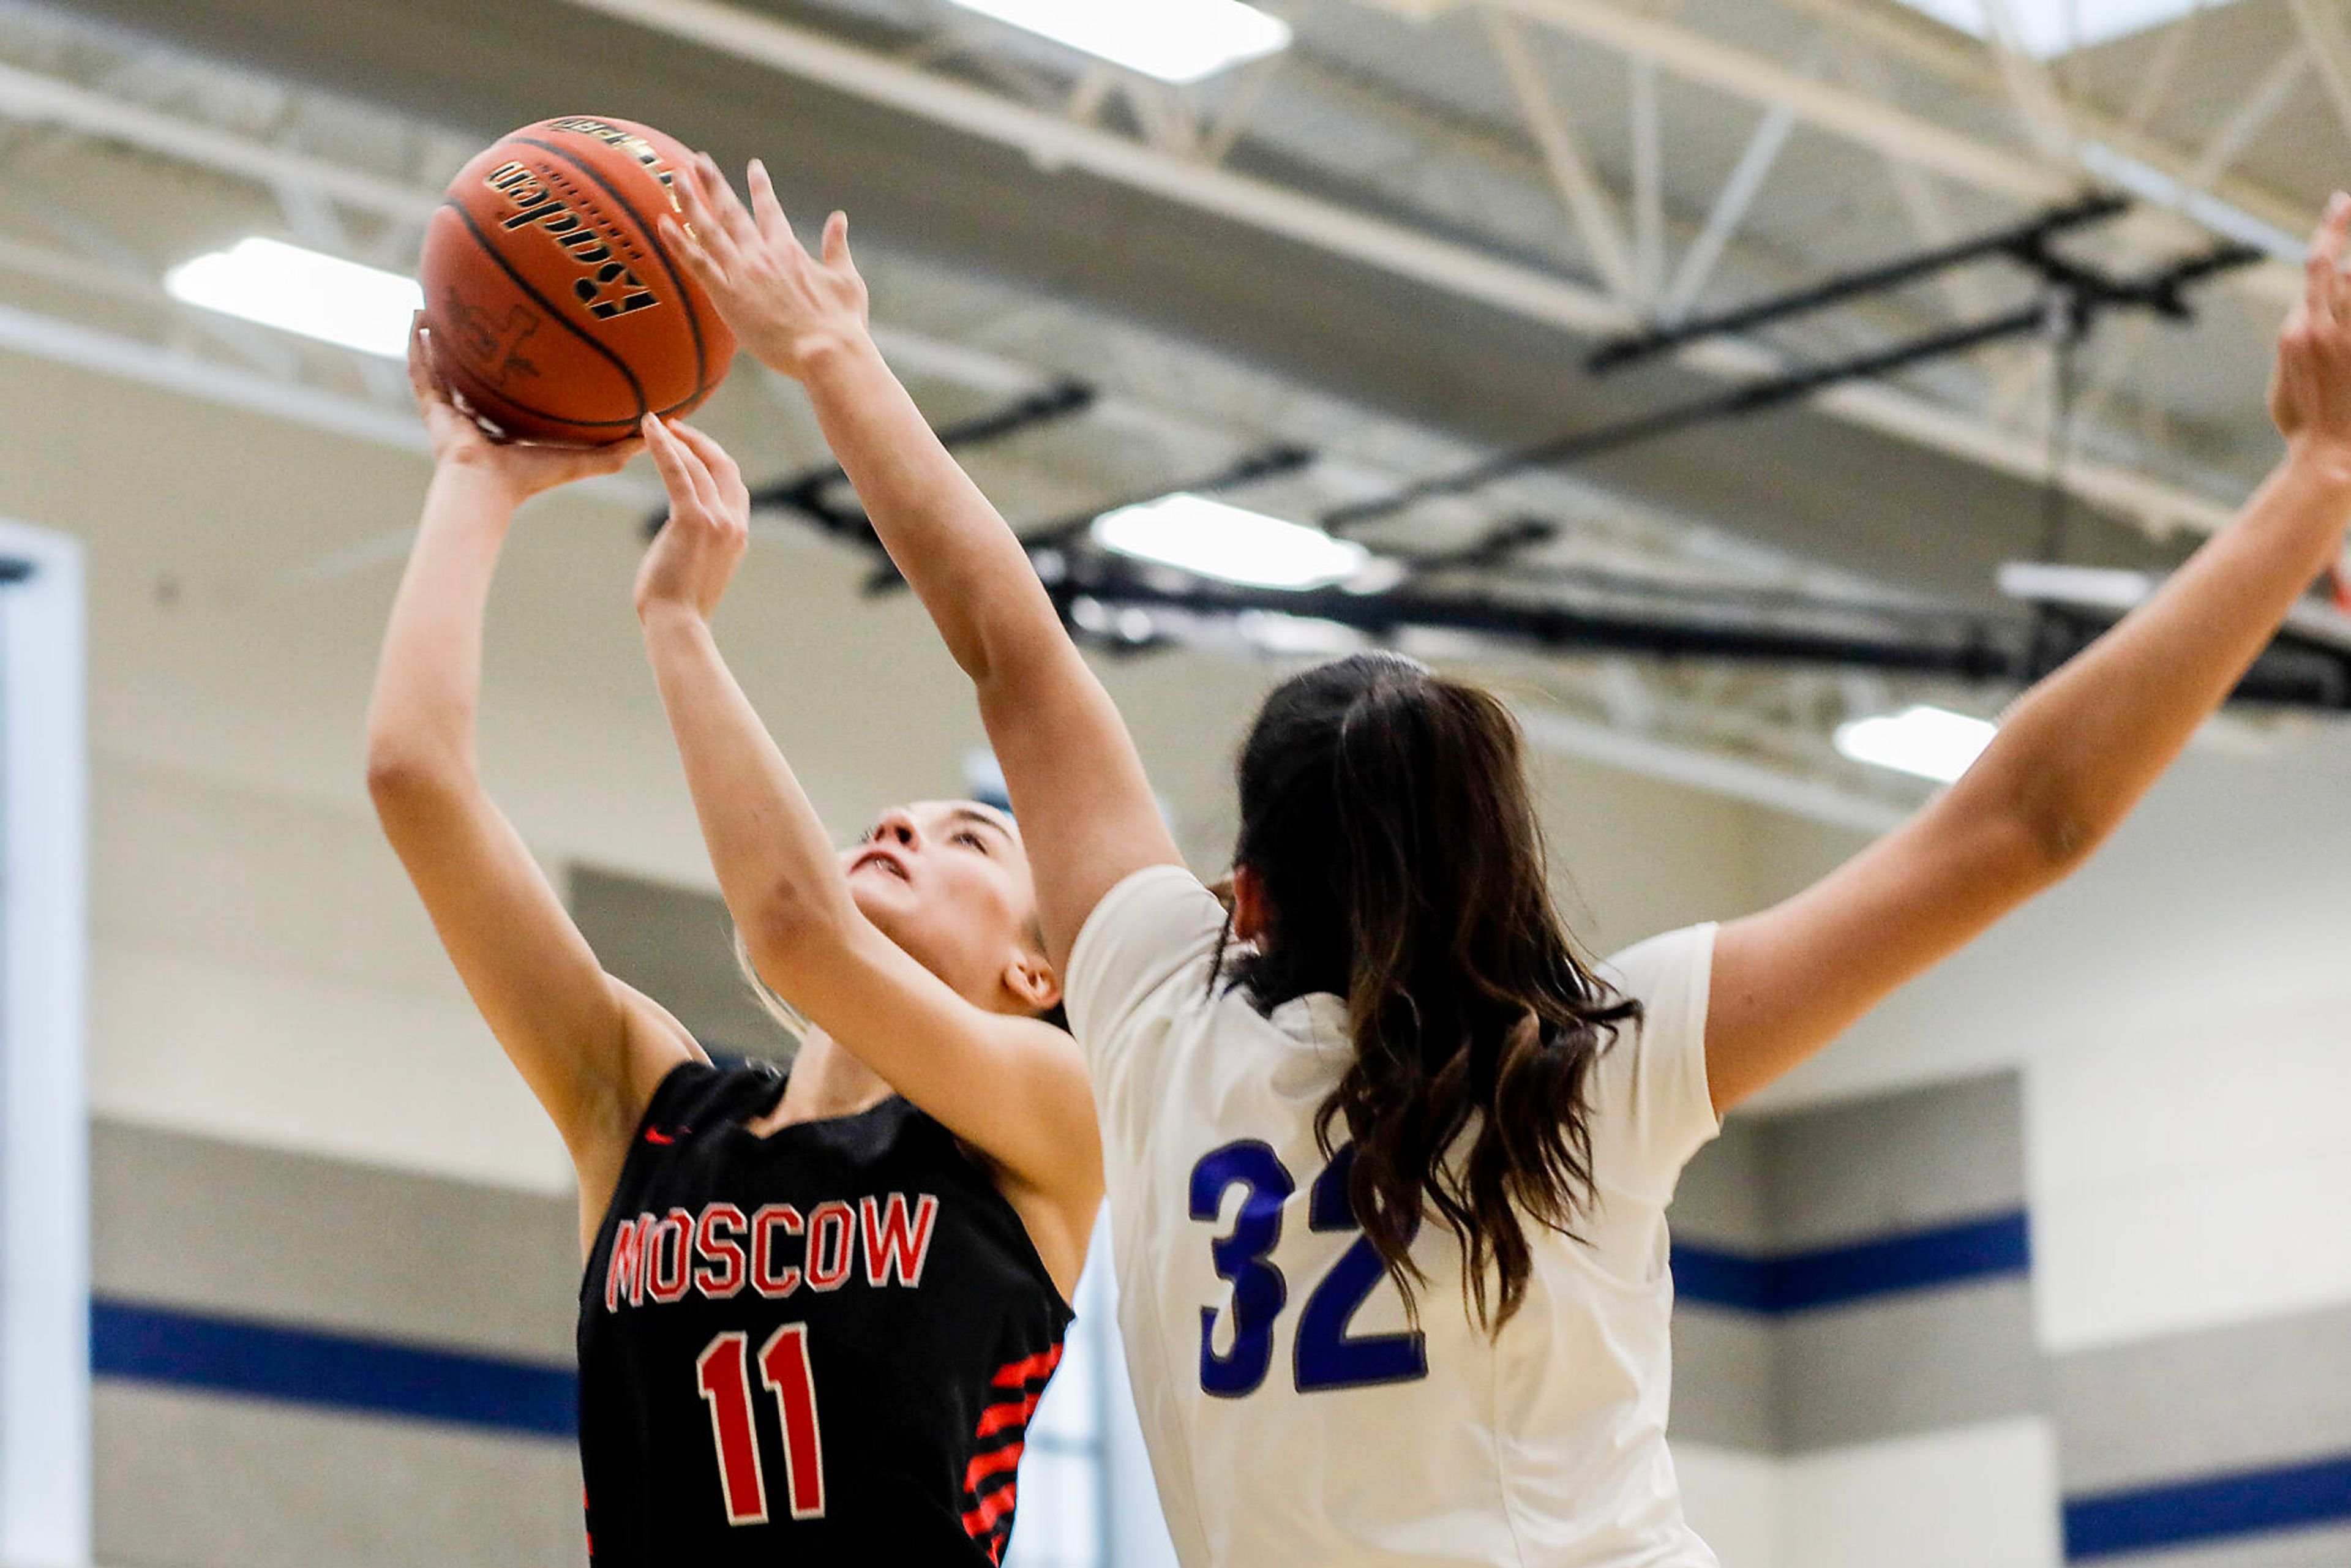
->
[665, 164, 2351, 1568]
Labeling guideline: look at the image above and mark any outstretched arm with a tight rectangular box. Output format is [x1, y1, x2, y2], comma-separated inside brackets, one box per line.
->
[662, 158, 1180, 971]
[631, 414, 1101, 1208]
[366, 327, 688, 1253]
[1706, 195, 2351, 1113]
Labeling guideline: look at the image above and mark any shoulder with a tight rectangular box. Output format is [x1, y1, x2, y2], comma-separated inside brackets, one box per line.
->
[1584, 924, 1722, 1199]
[1597, 922, 1718, 1015]
[1063, 864, 1231, 1057]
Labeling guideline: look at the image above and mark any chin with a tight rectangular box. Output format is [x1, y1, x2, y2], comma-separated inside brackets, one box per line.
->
[847, 880, 929, 955]
[847, 877, 911, 928]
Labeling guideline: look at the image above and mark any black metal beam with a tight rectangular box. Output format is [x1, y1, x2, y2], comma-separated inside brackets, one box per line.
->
[1048, 568, 2351, 711]
[1588, 191, 2130, 373]
[1327, 239, 2263, 531]
[647, 378, 1097, 539]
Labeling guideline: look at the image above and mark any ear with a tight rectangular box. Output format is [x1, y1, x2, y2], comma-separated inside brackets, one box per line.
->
[1002, 946, 1063, 1018]
[1231, 864, 1271, 945]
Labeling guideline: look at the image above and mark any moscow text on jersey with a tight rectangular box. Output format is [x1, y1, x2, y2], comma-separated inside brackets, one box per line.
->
[602, 1192, 940, 1310]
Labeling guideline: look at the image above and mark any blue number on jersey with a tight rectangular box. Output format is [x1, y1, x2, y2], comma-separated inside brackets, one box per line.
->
[1190, 1142, 1429, 1397]
[1295, 1146, 1428, 1391]
[1189, 1141, 1294, 1397]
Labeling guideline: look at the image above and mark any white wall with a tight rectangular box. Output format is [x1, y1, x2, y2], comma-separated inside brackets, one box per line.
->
[1779, 1417, 2062, 1568]
[1676, 1419, 2063, 1568]
[1748, 724, 2351, 1354]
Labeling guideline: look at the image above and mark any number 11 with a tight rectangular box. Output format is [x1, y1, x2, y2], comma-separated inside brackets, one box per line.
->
[695, 1324, 827, 1524]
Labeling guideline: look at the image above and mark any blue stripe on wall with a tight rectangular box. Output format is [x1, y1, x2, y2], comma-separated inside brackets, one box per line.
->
[1674, 1209, 2030, 1315]
[2064, 1453, 2351, 1560]
[91, 1298, 577, 1438]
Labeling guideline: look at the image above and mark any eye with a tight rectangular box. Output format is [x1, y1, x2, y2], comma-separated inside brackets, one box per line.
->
[953, 830, 990, 853]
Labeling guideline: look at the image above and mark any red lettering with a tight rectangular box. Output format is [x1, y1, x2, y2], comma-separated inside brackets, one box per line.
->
[752, 1203, 803, 1297]
[696, 1203, 748, 1299]
[605, 1214, 645, 1311]
[806, 1201, 854, 1292]
[645, 1209, 692, 1304]
[860, 1193, 938, 1289]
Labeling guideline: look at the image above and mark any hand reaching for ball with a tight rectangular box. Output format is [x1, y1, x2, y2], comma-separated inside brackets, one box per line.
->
[408, 318, 642, 504]
[2271, 193, 2351, 479]
[635, 415, 752, 627]
[662, 154, 872, 381]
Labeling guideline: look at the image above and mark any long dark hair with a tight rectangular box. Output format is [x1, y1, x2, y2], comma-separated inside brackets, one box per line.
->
[1228, 653, 1640, 1333]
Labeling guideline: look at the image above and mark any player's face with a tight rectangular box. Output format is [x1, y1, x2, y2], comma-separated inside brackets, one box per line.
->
[841, 801, 1052, 1012]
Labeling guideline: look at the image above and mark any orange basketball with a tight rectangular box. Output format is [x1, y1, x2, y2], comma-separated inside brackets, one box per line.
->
[418, 116, 734, 445]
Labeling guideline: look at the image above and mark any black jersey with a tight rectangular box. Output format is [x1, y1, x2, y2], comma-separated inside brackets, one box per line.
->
[577, 1059, 1073, 1566]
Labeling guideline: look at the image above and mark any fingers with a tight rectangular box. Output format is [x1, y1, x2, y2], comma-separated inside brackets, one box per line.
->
[697, 153, 766, 258]
[671, 159, 739, 277]
[667, 422, 749, 515]
[660, 211, 724, 294]
[641, 414, 720, 520]
[821, 210, 852, 271]
[748, 159, 798, 253]
[406, 315, 447, 409]
[2306, 192, 2350, 327]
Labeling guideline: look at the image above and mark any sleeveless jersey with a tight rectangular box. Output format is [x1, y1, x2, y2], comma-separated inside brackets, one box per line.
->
[1065, 866, 1723, 1568]
[577, 1059, 1073, 1566]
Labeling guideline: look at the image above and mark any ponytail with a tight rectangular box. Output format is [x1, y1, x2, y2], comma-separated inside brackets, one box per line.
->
[1231, 654, 1638, 1333]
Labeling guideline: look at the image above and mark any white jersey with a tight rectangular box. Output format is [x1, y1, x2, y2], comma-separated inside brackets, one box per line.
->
[1066, 866, 1722, 1568]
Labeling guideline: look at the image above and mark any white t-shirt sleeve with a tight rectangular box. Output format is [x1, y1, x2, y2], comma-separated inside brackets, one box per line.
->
[1064, 863, 1230, 1084]
[1590, 923, 1722, 1200]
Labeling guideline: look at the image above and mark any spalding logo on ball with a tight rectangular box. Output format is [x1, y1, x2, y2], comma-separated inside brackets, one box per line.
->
[420, 116, 734, 445]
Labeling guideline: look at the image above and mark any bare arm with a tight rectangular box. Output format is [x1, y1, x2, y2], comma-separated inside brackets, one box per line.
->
[366, 328, 688, 1251]
[1708, 196, 2351, 1112]
[662, 159, 1179, 972]
[631, 415, 1102, 1208]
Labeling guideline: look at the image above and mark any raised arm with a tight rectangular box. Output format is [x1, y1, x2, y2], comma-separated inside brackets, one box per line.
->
[630, 414, 1101, 1210]
[1706, 195, 2351, 1113]
[366, 328, 690, 1251]
[661, 158, 1179, 970]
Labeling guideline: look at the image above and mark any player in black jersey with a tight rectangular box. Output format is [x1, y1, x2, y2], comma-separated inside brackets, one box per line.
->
[367, 325, 1102, 1564]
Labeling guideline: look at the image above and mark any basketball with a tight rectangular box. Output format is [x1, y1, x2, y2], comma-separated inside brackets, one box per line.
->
[418, 116, 734, 445]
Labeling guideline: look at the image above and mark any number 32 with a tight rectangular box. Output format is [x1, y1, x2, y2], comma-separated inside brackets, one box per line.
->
[1188, 1141, 1429, 1397]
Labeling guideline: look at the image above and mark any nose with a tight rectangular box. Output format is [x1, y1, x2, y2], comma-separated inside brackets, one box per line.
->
[874, 806, 920, 850]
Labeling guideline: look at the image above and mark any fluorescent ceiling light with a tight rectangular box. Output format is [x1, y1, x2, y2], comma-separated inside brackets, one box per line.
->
[164, 237, 422, 358]
[1891, 0, 2203, 58]
[1093, 493, 1370, 590]
[1834, 704, 1997, 784]
[946, 0, 1291, 84]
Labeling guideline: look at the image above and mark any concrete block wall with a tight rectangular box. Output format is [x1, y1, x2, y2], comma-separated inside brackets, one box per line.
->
[1667, 1071, 2351, 1568]
[91, 1125, 584, 1568]
[76, 698, 2351, 1567]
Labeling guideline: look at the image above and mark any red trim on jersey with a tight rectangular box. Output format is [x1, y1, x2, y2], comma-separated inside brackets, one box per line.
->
[989, 1346, 1062, 1389]
[964, 1442, 1025, 1487]
[958, 1341, 1064, 1563]
[960, 1479, 1022, 1546]
[975, 1387, 1048, 1439]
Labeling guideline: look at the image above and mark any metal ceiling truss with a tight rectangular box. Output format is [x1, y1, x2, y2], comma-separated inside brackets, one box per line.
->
[1327, 195, 2259, 528]
[534, 0, 2285, 536]
[0, 0, 2339, 830]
